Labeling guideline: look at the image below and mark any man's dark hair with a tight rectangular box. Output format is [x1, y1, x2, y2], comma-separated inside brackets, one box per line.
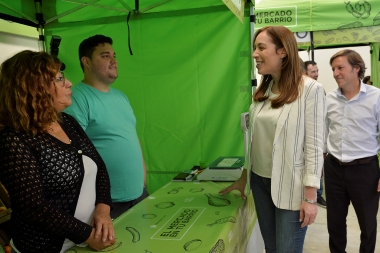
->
[79, 34, 113, 72]
[304, 60, 317, 70]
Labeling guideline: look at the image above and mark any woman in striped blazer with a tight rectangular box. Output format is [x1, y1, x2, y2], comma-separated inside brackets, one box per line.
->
[220, 26, 325, 252]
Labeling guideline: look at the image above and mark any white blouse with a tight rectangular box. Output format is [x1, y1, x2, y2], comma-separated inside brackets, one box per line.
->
[61, 155, 97, 252]
[251, 91, 281, 178]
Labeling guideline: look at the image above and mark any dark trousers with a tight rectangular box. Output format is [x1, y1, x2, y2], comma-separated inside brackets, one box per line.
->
[110, 187, 149, 219]
[325, 155, 379, 253]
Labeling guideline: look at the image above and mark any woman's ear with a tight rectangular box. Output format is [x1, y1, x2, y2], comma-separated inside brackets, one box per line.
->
[278, 48, 287, 59]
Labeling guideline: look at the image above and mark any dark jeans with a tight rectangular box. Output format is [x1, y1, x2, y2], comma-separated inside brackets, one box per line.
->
[325, 155, 379, 253]
[110, 187, 149, 219]
[250, 172, 307, 253]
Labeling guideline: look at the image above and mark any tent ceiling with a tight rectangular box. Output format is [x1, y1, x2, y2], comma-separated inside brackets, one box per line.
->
[0, 0, 224, 27]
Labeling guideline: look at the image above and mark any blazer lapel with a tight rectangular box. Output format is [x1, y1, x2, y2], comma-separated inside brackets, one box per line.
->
[273, 102, 294, 144]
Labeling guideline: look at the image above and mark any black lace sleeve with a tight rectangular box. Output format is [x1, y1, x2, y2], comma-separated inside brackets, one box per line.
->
[0, 129, 92, 244]
[62, 113, 112, 208]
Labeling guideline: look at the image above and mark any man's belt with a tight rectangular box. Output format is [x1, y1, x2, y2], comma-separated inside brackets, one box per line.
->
[330, 154, 377, 166]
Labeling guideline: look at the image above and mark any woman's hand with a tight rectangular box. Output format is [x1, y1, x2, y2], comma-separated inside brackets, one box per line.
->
[219, 169, 248, 199]
[91, 203, 114, 243]
[299, 186, 318, 228]
[86, 228, 116, 251]
[299, 201, 318, 228]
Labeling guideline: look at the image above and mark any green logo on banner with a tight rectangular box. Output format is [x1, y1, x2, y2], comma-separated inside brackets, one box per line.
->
[152, 207, 205, 240]
[256, 6, 297, 28]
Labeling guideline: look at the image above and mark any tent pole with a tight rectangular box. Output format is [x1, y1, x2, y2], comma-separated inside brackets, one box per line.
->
[45, 0, 111, 24]
[60, 0, 128, 14]
[117, 0, 133, 12]
[35, 0, 45, 52]
[0, 12, 37, 27]
[310, 31, 314, 62]
[139, 0, 171, 13]
[250, 4, 256, 93]
[135, 0, 139, 12]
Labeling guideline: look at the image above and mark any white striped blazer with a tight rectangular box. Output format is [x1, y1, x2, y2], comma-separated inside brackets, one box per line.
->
[245, 76, 325, 210]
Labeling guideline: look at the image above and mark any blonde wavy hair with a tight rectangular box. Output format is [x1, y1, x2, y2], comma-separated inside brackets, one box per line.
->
[0, 50, 62, 135]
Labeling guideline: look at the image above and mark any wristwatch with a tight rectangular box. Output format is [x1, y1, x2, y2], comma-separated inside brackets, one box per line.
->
[303, 198, 317, 205]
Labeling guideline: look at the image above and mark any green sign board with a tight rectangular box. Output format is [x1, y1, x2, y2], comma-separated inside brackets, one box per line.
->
[256, 6, 297, 28]
[255, 0, 380, 33]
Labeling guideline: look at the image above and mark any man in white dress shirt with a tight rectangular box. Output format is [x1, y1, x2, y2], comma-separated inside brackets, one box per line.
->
[324, 49, 380, 253]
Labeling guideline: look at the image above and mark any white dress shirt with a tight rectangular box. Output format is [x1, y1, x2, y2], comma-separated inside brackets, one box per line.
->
[324, 81, 380, 162]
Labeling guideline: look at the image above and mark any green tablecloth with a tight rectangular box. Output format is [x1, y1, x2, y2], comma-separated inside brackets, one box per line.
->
[67, 181, 257, 253]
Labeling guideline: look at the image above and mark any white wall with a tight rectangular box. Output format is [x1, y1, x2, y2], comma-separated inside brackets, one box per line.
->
[0, 31, 39, 64]
[255, 46, 371, 94]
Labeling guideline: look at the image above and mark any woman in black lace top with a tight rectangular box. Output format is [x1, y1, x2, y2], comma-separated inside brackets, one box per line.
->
[0, 51, 116, 253]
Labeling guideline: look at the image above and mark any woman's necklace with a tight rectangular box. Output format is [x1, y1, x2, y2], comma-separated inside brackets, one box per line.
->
[47, 122, 71, 144]
[49, 131, 72, 144]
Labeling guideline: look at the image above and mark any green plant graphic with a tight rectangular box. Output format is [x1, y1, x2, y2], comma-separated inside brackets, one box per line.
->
[344, 0, 371, 19]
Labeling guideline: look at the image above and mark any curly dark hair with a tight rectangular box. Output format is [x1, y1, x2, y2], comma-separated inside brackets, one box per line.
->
[0, 50, 62, 135]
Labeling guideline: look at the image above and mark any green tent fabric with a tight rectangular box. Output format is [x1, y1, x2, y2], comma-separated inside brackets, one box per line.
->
[0, 0, 228, 27]
[255, 0, 380, 33]
[371, 43, 380, 88]
[0, 2, 253, 193]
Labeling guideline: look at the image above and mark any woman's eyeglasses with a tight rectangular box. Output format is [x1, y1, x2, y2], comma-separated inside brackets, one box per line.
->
[54, 72, 66, 87]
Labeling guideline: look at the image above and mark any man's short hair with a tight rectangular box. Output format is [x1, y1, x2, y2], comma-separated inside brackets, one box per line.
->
[304, 60, 317, 70]
[79, 34, 113, 72]
[329, 49, 365, 79]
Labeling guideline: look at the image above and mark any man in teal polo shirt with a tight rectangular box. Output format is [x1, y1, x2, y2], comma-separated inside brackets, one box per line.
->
[65, 34, 148, 219]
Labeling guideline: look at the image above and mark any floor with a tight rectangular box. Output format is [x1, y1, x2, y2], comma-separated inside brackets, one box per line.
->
[303, 199, 380, 252]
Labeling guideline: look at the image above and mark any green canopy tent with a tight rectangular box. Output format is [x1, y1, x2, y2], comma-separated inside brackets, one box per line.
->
[0, 0, 253, 193]
[1, 0, 380, 192]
